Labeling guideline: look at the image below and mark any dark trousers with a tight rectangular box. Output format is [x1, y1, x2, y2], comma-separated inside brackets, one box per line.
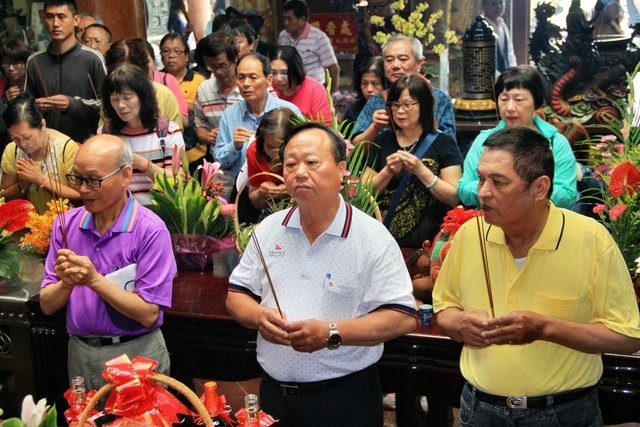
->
[260, 364, 383, 427]
[460, 383, 603, 427]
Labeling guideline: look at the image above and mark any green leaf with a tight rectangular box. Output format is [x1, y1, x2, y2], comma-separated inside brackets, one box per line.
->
[41, 406, 57, 427]
[1, 418, 25, 427]
[0, 240, 20, 279]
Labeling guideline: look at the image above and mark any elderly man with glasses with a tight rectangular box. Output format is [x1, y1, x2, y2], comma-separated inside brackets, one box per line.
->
[40, 134, 176, 390]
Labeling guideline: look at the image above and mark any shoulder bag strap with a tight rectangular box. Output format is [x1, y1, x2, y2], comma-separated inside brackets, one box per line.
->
[383, 131, 440, 227]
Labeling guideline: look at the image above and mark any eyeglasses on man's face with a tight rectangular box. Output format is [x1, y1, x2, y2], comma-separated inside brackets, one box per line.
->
[161, 48, 188, 56]
[66, 165, 125, 188]
[387, 101, 419, 112]
[206, 61, 233, 72]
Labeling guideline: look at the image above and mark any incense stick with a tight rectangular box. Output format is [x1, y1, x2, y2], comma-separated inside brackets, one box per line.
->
[475, 211, 495, 318]
[43, 136, 69, 248]
[87, 74, 99, 101]
[251, 231, 284, 318]
[32, 58, 49, 98]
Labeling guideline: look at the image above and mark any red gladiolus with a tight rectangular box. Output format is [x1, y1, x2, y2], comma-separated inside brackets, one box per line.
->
[593, 204, 606, 214]
[0, 199, 35, 232]
[609, 161, 640, 197]
[610, 203, 627, 220]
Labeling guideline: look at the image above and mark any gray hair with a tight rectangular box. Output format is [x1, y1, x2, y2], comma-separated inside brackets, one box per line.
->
[117, 138, 134, 166]
[382, 34, 423, 61]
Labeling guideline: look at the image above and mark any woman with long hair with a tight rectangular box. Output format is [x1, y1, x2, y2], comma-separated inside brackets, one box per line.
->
[0, 94, 80, 212]
[363, 73, 462, 247]
[344, 56, 384, 124]
[99, 64, 184, 205]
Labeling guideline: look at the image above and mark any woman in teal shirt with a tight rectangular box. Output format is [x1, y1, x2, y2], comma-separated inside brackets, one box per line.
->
[457, 65, 578, 208]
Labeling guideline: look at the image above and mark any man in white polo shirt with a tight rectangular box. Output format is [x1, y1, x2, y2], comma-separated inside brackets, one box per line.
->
[278, 0, 340, 93]
[227, 122, 417, 426]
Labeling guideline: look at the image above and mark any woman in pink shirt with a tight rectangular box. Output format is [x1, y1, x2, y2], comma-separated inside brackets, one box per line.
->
[271, 45, 332, 125]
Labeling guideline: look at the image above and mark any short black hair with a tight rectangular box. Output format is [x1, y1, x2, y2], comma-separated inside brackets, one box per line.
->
[44, 0, 77, 14]
[0, 38, 31, 65]
[255, 107, 298, 161]
[283, 0, 309, 19]
[195, 31, 238, 68]
[160, 32, 188, 53]
[279, 122, 347, 164]
[483, 126, 554, 197]
[104, 39, 151, 75]
[495, 65, 547, 109]
[222, 19, 256, 44]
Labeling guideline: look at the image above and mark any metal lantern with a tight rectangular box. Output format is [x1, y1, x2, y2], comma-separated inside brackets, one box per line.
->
[462, 16, 496, 99]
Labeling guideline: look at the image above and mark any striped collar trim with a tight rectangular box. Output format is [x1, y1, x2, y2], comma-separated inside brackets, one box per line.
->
[281, 197, 353, 238]
[79, 192, 140, 233]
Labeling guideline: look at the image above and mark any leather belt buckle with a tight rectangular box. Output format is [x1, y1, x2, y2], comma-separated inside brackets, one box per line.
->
[506, 396, 527, 409]
[87, 337, 102, 348]
[280, 384, 299, 397]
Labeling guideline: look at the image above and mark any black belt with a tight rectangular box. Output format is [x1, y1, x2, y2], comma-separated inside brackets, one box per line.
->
[469, 383, 596, 409]
[262, 367, 368, 397]
[75, 333, 147, 348]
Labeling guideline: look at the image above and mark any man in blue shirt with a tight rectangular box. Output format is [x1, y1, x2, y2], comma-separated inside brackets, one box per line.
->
[213, 53, 301, 198]
[352, 34, 456, 144]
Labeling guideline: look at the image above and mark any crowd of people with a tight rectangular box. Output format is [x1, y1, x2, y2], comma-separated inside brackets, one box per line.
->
[0, 0, 639, 426]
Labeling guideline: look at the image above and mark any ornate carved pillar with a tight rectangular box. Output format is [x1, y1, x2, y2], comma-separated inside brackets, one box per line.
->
[76, 0, 146, 40]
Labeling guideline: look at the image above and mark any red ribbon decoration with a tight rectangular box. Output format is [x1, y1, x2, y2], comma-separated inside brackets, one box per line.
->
[193, 393, 236, 426]
[234, 408, 278, 426]
[101, 355, 193, 424]
[63, 388, 99, 423]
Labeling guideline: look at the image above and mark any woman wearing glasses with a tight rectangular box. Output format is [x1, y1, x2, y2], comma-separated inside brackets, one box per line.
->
[0, 94, 80, 212]
[0, 38, 30, 104]
[99, 64, 184, 205]
[363, 73, 462, 247]
[271, 45, 331, 124]
[457, 65, 578, 208]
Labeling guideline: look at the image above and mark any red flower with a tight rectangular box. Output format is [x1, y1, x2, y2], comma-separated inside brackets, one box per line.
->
[610, 203, 627, 220]
[441, 206, 481, 235]
[0, 199, 35, 233]
[609, 161, 640, 197]
[593, 204, 606, 214]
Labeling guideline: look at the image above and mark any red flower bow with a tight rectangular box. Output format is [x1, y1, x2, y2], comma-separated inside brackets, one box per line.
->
[63, 387, 99, 424]
[609, 161, 640, 197]
[101, 355, 193, 425]
[441, 206, 482, 235]
[0, 199, 35, 232]
[234, 407, 278, 426]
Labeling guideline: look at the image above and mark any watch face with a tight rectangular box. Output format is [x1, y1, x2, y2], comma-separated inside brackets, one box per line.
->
[328, 331, 341, 347]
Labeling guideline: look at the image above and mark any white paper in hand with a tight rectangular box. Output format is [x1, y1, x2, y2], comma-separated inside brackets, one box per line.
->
[104, 263, 137, 292]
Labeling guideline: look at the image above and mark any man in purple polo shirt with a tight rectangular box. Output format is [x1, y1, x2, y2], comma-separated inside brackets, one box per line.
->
[40, 134, 176, 390]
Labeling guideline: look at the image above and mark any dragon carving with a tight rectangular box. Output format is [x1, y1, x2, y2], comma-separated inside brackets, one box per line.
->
[530, 0, 640, 124]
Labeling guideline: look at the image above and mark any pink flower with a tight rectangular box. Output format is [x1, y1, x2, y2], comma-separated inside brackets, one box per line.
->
[615, 144, 625, 154]
[595, 142, 609, 150]
[171, 144, 182, 176]
[600, 135, 617, 143]
[345, 139, 355, 156]
[348, 185, 357, 199]
[600, 150, 612, 158]
[592, 204, 606, 214]
[220, 203, 237, 217]
[198, 159, 223, 190]
[609, 203, 627, 220]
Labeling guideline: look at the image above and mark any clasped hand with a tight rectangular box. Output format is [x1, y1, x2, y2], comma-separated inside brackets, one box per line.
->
[54, 248, 100, 288]
[35, 95, 70, 112]
[460, 310, 545, 348]
[257, 309, 330, 353]
[16, 158, 44, 186]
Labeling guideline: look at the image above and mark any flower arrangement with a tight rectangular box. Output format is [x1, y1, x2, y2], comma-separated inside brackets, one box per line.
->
[0, 198, 35, 280]
[149, 147, 235, 239]
[369, 0, 459, 55]
[20, 199, 70, 255]
[2, 395, 57, 427]
[590, 63, 640, 271]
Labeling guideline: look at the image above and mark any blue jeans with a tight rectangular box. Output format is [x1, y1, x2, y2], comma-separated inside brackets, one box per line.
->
[459, 383, 603, 427]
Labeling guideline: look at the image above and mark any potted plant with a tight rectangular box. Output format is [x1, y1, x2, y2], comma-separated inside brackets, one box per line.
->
[148, 147, 236, 270]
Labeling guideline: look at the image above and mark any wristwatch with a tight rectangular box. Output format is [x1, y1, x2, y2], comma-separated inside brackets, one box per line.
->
[327, 322, 341, 350]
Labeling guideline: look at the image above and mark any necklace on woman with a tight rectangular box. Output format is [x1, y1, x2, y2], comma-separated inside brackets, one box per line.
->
[397, 133, 420, 153]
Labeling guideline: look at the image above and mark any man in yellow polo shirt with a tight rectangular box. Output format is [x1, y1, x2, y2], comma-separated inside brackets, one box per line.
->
[433, 126, 640, 425]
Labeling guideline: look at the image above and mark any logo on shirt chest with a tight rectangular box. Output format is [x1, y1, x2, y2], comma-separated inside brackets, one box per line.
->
[269, 243, 285, 258]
